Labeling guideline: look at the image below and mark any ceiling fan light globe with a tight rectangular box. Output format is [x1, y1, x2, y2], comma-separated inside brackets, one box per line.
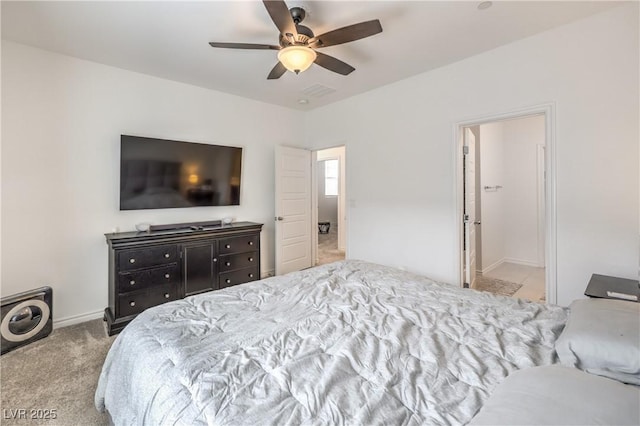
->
[277, 46, 317, 74]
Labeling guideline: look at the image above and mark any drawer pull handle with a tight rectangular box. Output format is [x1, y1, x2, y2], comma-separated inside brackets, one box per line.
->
[249, 273, 254, 278]
[130, 280, 136, 285]
[225, 244, 231, 249]
[213, 258, 218, 262]
[129, 301, 136, 307]
[129, 258, 136, 264]
[164, 293, 170, 299]
[226, 279, 231, 284]
[164, 273, 170, 279]
[225, 262, 231, 266]
[248, 257, 254, 262]
[248, 241, 254, 246]
[164, 253, 170, 258]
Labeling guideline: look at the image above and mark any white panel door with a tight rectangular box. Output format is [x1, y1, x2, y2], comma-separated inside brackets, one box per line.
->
[464, 128, 478, 289]
[275, 146, 312, 275]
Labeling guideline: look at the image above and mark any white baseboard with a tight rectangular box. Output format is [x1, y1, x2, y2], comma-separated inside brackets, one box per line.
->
[261, 269, 275, 279]
[503, 257, 543, 268]
[53, 309, 104, 329]
[482, 257, 542, 274]
[482, 259, 504, 274]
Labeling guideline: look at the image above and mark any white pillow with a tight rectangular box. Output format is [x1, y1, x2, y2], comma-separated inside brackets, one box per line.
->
[555, 298, 640, 385]
[471, 365, 640, 425]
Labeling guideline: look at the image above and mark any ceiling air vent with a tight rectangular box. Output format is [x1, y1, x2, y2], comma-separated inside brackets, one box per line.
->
[301, 84, 336, 98]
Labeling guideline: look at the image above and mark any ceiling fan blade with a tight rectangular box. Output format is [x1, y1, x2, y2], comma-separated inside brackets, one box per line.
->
[310, 20, 382, 48]
[267, 62, 287, 80]
[263, 0, 297, 39]
[209, 42, 280, 50]
[314, 52, 355, 76]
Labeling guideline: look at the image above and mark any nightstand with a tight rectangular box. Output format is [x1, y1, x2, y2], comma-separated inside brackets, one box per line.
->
[584, 274, 640, 302]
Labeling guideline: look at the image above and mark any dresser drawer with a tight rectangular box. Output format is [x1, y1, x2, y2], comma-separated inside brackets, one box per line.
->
[218, 235, 258, 255]
[118, 245, 178, 271]
[219, 267, 259, 289]
[117, 284, 179, 318]
[117, 264, 179, 293]
[219, 252, 258, 273]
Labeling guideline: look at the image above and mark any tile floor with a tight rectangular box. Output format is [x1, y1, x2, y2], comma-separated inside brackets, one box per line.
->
[483, 262, 546, 302]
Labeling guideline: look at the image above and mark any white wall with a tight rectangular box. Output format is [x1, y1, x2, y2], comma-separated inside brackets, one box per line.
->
[479, 115, 545, 271]
[1, 41, 305, 324]
[478, 122, 505, 271]
[502, 115, 545, 266]
[304, 4, 639, 306]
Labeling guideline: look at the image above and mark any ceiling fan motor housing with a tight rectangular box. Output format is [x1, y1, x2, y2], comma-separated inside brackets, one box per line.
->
[276, 7, 314, 46]
[279, 24, 313, 46]
[289, 7, 305, 24]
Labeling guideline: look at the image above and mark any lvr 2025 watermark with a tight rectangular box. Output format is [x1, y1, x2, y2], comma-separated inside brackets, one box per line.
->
[3, 408, 57, 420]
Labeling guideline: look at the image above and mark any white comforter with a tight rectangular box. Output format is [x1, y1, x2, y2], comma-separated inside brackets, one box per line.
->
[95, 260, 567, 425]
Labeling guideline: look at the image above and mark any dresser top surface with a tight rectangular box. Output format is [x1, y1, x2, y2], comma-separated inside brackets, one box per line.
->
[105, 221, 263, 244]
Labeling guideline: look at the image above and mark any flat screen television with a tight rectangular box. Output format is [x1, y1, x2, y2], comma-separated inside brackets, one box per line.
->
[120, 135, 242, 210]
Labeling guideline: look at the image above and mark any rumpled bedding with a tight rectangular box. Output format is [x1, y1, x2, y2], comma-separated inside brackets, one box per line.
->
[95, 260, 568, 425]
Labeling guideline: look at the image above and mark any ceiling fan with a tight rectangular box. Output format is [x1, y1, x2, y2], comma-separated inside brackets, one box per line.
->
[209, 0, 383, 79]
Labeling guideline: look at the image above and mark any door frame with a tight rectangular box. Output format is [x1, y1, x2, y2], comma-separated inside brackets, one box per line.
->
[453, 103, 557, 303]
[536, 144, 546, 268]
[463, 128, 478, 289]
[311, 150, 318, 265]
[311, 145, 347, 266]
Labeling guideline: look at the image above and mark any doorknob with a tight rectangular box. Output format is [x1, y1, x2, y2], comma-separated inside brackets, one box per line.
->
[275, 216, 284, 221]
[474, 221, 481, 225]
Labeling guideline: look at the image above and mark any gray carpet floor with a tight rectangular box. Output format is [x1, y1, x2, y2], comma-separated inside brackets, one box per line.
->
[317, 225, 345, 265]
[1, 319, 115, 425]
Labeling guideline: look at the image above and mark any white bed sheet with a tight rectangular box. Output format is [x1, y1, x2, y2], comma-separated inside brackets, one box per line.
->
[95, 260, 568, 425]
[470, 365, 640, 425]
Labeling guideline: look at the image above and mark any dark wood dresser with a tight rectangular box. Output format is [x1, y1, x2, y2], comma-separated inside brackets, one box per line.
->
[104, 221, 263, 335]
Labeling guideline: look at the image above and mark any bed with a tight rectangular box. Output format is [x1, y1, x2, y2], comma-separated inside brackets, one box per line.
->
[95, 260, 568, 425]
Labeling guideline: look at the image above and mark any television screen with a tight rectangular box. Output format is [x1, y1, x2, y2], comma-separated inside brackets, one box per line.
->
[120, 135, 242, 210]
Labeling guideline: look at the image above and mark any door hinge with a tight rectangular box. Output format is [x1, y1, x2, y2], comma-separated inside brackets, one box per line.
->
[463, 146, 469, 155]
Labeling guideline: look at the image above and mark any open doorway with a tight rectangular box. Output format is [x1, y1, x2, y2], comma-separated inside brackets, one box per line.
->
[462, 113, 548, 303]
[314, 146, 346, 266]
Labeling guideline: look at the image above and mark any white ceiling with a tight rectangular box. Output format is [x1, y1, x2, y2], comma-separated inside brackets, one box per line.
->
[1, 1, 619, 110]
